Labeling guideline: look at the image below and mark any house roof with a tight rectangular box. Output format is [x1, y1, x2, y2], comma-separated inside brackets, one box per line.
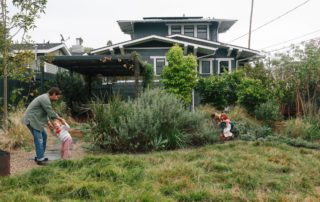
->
[12, 43, 71, 56]
[118, 16, 237, 35]
[168, 34, 261, 59]
[90, 35, 217, 55]
[50, 54, 143, 77]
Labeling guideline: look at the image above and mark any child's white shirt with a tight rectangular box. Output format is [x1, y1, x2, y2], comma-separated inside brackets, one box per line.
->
[55, 122, 72, 142]
[223, 121, 233, 137]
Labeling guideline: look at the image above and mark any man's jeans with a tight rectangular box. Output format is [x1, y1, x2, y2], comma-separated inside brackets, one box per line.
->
[27, 125, 47, 161]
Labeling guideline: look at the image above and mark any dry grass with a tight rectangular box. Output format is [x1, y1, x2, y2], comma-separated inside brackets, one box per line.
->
[0, 110, 33, 151]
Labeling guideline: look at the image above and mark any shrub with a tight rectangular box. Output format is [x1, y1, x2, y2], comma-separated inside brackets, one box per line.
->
[236, 78, 269, 113]
[196, 72, 242, 110]
[254, 99, 282, 126]
[90, 88, 216, 152]
[47, 71, 88, 116]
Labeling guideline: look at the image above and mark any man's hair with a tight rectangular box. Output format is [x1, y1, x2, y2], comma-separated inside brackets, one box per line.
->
[48, 87, 61, 96]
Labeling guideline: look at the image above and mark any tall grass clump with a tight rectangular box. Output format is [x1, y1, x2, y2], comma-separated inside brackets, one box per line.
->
[0, 110, 33, 150]
[284, 117, 320, 141]
[90, 88, 217, 152]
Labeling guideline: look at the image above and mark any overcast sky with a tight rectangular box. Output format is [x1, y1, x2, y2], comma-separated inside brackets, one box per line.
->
[12, 0, 320, 53]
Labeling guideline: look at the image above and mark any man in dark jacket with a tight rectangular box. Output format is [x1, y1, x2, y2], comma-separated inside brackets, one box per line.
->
[22, 87, 61, 165]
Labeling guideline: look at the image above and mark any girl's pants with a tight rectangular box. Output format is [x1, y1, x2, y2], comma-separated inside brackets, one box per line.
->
[61, 137, 72, 159]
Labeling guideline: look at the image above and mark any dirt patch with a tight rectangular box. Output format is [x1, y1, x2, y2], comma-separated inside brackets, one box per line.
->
[9, 129, 87, 176]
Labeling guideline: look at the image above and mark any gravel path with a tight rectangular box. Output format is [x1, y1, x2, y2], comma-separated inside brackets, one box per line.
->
[9, 129, 87, 176]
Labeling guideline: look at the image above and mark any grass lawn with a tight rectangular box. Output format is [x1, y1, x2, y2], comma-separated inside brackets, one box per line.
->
[1, 140, 320, 201]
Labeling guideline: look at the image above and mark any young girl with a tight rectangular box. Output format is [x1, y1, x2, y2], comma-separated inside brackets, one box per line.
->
[52, 117, 72, 160]
[220, 113, 233, 141]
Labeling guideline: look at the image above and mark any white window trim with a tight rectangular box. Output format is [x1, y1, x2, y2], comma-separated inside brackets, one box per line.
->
[150, 56, 168, 76]
[199, 59, 212, 74]
[216, 58, 233, 74]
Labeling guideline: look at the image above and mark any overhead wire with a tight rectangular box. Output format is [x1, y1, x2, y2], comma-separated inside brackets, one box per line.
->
[260, 28, 320, 50]
[228, 0, 311, 43]
[264, 36, 319, 53]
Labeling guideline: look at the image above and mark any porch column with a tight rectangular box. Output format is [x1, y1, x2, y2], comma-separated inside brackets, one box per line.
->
[193, 46, 198, 56]
[184, 44, 188, 55]
[119, 45, 125, 56]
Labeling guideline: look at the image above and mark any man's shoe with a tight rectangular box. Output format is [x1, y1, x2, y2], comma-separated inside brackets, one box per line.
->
[36, 160, 48, 166]
[34, 157, 48, 162]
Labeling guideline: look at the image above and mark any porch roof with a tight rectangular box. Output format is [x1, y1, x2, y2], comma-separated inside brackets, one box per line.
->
[50, 55, 142, 77]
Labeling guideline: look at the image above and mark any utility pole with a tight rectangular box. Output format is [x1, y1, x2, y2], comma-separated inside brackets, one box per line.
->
[248, 0, 254, 49]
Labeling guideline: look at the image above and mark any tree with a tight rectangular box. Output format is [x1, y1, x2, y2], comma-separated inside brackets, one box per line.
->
[0, 0, 47, 130]
[272, 40, 320, 117]
[161, 44, 197, 105]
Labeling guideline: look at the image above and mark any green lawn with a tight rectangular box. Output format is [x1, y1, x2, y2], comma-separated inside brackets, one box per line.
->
[1, 141, 320, 201]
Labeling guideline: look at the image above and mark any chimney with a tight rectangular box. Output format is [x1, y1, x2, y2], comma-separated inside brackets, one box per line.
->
[76, 37, 83, 46]
[71, 37, 84, 55]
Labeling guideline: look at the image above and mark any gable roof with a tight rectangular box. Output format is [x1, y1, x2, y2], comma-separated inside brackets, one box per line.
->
[118, 16, 237, 35]
[91, 35, 217, 55]
[12, 43, 71, 56]
[168, 34, 260, 56]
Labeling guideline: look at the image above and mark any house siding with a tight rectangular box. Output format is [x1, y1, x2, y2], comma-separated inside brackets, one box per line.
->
[133, 23, 168, 39]
[209, 22, 218, 41]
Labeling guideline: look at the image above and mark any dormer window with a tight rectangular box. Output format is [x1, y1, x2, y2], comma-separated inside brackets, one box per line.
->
[197, 25, 207, 40]
[171, 25, 182, 35]
[168, 24, 209, 40]
[184, 25, 194, 37]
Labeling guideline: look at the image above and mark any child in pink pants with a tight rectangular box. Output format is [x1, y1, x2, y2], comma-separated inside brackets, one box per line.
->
[52, 118, 73, 159]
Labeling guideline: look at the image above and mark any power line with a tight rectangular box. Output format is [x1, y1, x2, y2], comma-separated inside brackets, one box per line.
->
[265, 36, 319, 53]
[228, 0, 311, 43]
[260, 28, 320, 50]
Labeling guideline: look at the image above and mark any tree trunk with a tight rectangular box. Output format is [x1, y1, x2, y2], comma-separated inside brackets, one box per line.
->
[1, 0, 8, 131]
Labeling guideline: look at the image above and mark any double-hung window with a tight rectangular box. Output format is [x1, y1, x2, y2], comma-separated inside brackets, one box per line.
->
[217, 59, 233, 74]
[197, 25, 207, 40]
[184, 25, 194, 37]
[200, 60, 211, 74]
[171, 25, 182, 35]
[151, 56, 167, 76]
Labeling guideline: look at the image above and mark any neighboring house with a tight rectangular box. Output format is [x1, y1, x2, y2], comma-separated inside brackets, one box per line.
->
[12, 42, 71, 75]
[90, 16, 260, 77]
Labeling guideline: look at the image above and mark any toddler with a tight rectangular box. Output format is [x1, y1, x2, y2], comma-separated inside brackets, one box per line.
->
[220, 113, 233, 141]
[52, 117, 72, 159]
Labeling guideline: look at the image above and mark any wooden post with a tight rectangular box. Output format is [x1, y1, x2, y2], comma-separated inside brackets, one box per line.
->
[87, 76, 92, 97]
[40, 60, 45, 94]
[134, 55, 140, 97]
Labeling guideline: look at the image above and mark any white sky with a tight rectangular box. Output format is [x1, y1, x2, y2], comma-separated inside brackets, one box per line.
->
[11, 0, 320, 53]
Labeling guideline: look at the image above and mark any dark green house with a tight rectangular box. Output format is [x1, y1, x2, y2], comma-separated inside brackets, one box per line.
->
[90, 16, 260, 77]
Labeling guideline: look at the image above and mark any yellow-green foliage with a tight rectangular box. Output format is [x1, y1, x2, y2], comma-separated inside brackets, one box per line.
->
[1, 141, 320, 201]
[283, 117, 320, 141]
[284, 118, 309, 138]
[229, 106, 261, 127]
[0, 110, 32, 150]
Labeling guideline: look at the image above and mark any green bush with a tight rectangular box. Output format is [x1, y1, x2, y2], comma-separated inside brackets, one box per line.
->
[236, 78, 269, 113]
[196, 72, 242, 110]
[47, 71, 88, 116]
[90, 88, 217, 152]
[254, 99, 282, 126]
